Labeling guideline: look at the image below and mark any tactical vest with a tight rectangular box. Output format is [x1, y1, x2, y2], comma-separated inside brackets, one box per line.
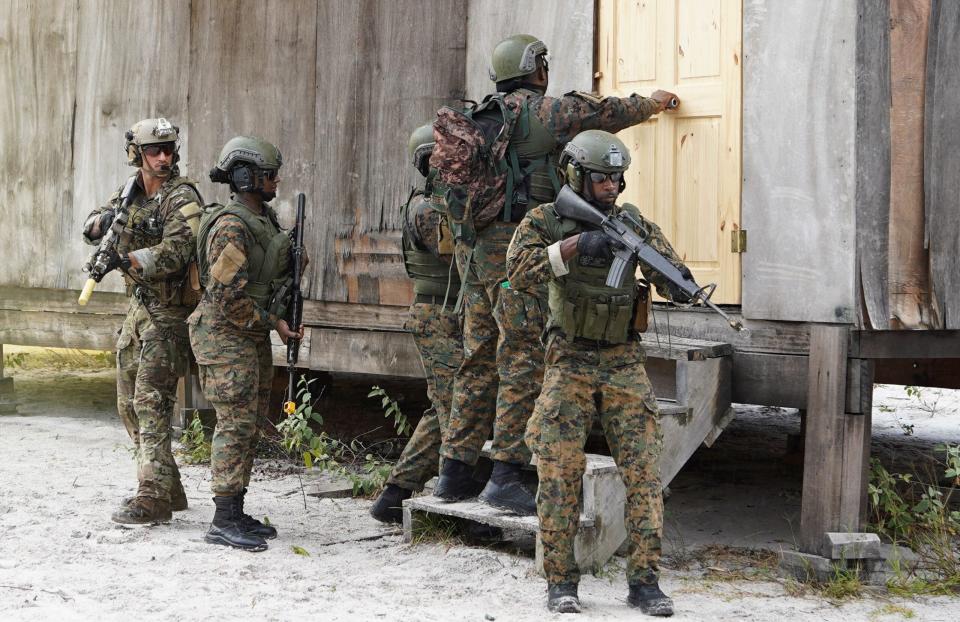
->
[401, 187, 460, 302]
[542, 202, 642, 344]
[120, 176, 203, 306]
[196, 200, 292, 316]
[508, 91, 562, 211]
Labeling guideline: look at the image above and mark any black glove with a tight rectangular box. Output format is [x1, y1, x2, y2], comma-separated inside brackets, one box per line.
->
[667, 266, 694, 303]
[102, 249, 131, 274]
[576, 230, 616, 261]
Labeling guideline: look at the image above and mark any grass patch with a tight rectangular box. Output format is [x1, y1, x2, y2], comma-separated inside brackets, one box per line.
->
[409, 512, 463, 546]
[4, 347, 115, 370]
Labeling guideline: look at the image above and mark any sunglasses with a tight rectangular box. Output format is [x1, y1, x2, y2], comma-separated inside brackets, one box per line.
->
[588, 171, 623, 183]
[262, 169, 279, 181]
[142, 143, 175, 157]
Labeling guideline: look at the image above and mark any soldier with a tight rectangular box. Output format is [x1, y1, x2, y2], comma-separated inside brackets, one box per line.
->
[82, 118, 203, 524]
[506, 130, 687, 615]
[189, 136, 302, 552]
[435, 34, 678, 516]
[370, 124, 466, 523]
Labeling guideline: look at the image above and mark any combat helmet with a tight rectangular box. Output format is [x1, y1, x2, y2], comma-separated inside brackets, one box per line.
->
[209, 136, 282, 197]
[488, 34, 548, 82]
[408, 123, 435, 178]
[125, 118, 180, 167]
[560, 130, 631, 193]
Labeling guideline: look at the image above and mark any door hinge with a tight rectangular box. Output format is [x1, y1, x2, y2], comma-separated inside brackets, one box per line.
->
[731, 229, 747, 253]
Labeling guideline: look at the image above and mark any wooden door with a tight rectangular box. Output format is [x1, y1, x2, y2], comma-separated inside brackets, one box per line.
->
[597, 0, 742, 303]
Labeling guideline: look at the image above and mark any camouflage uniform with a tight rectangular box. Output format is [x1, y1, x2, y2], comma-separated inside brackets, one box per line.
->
[506, 199, 686, 587]
[83, 173, 202, 504]
[387, 183, 462, 491]
[443, 89, 662, 467]
[188, 200, 290, 496]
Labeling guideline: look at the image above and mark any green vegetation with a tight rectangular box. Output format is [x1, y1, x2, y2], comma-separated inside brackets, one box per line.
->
[177, 411, 212, 464]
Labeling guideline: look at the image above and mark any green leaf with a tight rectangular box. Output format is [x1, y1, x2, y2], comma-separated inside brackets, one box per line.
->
[291, 545, 310, 557]
[303, 451, 313, 469]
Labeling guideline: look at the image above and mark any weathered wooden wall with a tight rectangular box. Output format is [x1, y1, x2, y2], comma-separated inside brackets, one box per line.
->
[465, 0, 595, 101]
[0, 0, 468, 307]
[742, 0, 857, 324]
[925, 0, 960, 329]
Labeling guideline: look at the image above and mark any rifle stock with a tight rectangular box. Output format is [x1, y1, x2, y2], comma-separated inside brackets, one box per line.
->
[554, 185, 743, 331]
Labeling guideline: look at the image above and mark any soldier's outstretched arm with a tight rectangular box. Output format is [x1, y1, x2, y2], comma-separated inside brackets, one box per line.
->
[506, 207, 562, 291]
[205, 215, 278, 332]
[533, 91, 663, 144]
[127, 185, 203, 280]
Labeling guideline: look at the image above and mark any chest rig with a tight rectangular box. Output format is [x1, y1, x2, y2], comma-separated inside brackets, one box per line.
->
[197, 200, 292, 317]
[542, 202, 644, 344]
[401, 179, 460, 303]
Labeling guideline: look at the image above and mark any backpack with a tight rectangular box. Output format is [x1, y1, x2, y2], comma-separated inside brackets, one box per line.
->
[429, 94, 526, 245]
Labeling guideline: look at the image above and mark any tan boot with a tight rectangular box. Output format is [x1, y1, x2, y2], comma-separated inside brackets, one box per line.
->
[111, 496, 172, 524]
[170, 479, 188, 512]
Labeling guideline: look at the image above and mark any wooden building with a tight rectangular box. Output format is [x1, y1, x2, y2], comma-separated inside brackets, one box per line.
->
[2, 0, 959, 558]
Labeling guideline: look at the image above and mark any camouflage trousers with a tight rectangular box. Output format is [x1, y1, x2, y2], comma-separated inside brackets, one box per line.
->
[526, 336, 663, 586]
[441, 222, 546, 465]
[116, 300, 189, 502]
[387, 301, 463, 491]
[190, 319, 273, 496]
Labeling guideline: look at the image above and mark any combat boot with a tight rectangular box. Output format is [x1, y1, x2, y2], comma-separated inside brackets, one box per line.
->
[237, 488, 277, 539]
[205, 495, 268, 552]
[547, 583, 581, 614]
[434, 458, 480, 501]
[370, 484, 413, 524]
[627, 581, 674, 617]
[478, 460, 536, 515]
[111, 496, 172, 525]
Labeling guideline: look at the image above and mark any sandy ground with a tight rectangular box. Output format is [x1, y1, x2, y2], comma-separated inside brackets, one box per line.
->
[2, 362, 960, 621]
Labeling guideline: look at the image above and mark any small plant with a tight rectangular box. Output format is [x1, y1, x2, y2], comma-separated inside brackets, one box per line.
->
[904, 385, 942, 416]
[178, 411, 211, 464]
[3, 351, 27, 369]
[821, 564, 863, 600]
[410, 512, 463, 546]
[367, 385, 412, 437]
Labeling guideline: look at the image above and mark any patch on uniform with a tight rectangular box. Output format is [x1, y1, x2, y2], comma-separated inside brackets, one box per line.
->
[211, 242, 245, 285]
[566, 90, 606, 106]
[179, 202, 202, 236]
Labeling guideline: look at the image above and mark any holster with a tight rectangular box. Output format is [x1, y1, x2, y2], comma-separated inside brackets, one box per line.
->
[632, 282, 652, 333]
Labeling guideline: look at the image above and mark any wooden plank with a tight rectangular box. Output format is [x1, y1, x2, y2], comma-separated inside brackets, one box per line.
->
[302, 299, 408, 332]
[649, 306, 811, 355]
[0, 310, 119, 351]
[312, 0, 467, 304]
[639, 333, 733, 361]
[800, 325, 854, 553]
[465, 0, 594, 101]
[308, 327, 424, 378]
[742, 1, 857, 322]
[0, 1, 78, 291]
[0, 286, 127, 315]
[850, 329, 960, 358]
[924, 0, 960, 328]
[732, 352, 807, 408]
[71, 0, 192, 295]
[889, 0, 933, 328]
[855, 0, 891, 329]
[404, 496, 545, 533]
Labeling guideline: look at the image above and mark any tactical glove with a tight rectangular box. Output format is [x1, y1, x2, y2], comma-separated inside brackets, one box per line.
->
[99, 209, 116, 234]
[576, 230, 616, 261]
[102, 249, 131, 274]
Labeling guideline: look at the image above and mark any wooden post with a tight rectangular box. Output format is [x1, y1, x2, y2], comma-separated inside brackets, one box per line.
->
[800, 325, 873, 554]
[0, 344, 17, 414]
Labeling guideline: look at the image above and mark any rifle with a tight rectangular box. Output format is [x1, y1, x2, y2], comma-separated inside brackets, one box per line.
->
[78, 175, 139, 305]
[282, 193, 306, 415]
[554, 185, 744, 332]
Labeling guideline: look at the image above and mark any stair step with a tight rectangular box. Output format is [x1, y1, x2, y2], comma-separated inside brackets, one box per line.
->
[639, 334, 733, 361]
[403, 495, 594, 532]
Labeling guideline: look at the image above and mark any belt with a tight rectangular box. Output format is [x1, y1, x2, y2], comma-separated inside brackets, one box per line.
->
[415, 293, 451, 305]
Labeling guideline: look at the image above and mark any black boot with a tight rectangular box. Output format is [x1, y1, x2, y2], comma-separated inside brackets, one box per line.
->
[370, 484, 413, 524]
[627, 581, 674, 617]
[205, 495, 268, 552]
[478, 460, 536, 515]
[237, 488, 277, 539]
[547, 583, 581, 614]
[434, 458, 479, 501]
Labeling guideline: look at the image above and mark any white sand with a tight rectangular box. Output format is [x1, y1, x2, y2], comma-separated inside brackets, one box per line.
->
[1, 368, 959, 621]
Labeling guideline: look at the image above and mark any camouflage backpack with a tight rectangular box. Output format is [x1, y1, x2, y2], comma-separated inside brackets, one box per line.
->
[429, 94, 527, 245]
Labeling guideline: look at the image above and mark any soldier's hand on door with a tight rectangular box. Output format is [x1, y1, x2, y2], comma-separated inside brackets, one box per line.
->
[651, 90, 680, 112]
